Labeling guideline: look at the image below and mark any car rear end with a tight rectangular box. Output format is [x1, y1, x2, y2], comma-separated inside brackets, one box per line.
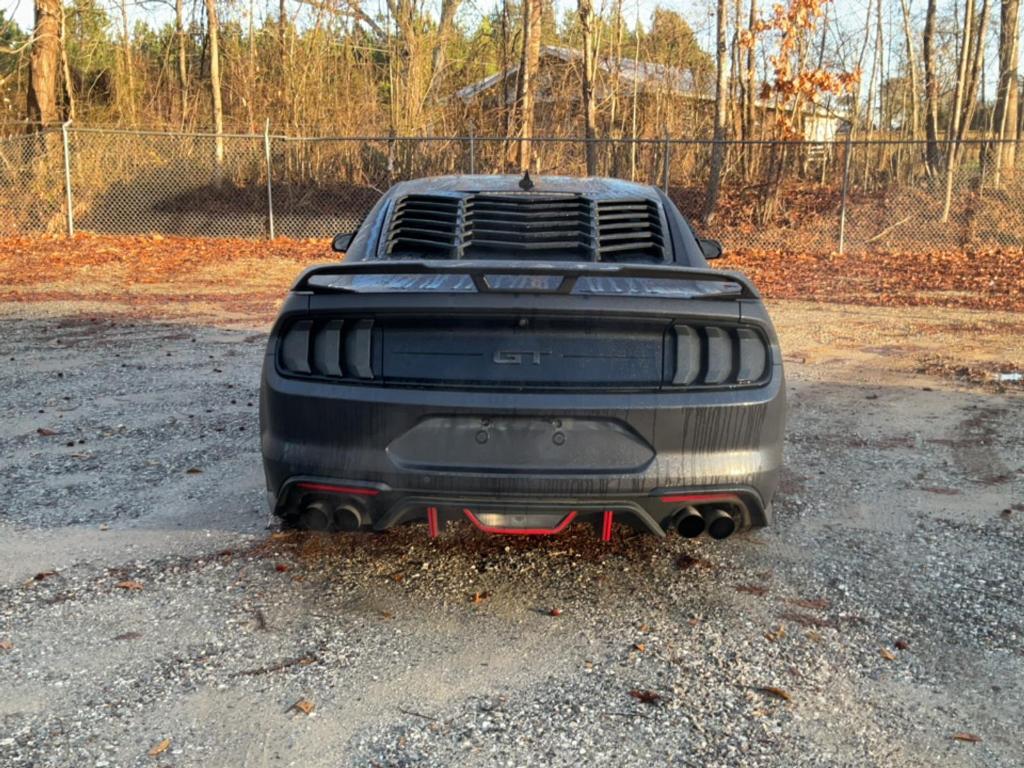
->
[260, 178, 785, 540]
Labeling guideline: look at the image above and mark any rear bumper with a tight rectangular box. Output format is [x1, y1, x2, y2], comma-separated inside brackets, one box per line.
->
[260, 357, 785, 535]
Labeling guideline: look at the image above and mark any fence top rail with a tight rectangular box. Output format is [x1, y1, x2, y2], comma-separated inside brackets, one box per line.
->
[3, 125, 1013, 148]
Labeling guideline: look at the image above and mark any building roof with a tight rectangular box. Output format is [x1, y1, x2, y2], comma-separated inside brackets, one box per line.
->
[456, 45, 702, 102]
[456, 44, 845, 121]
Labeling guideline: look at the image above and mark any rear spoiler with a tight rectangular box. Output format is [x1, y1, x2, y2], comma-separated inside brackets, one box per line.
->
[292, 260, 759, 299]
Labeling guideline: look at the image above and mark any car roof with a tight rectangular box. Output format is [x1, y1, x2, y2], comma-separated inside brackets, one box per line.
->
[386, 174, 662, 202]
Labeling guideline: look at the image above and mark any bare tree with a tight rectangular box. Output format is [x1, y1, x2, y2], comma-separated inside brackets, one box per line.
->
[515, 0, 542, 170]
[897, 0, 921, 138]
[923, 0, 941, 169]
[176, 0, 189, 123]
[943, 0, 990, 220]
[578, 0, 598, 174]
[118, 0, 137, 125]
[27, 0, 60, 128]
[702, 0, 729, 225]
[204, 0, 225, 170]
[994, 0, 1020, 173]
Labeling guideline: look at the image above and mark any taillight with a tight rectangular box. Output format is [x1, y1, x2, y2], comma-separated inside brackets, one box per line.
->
[670, 323, 769, 387]
[278, 318, 377, 379]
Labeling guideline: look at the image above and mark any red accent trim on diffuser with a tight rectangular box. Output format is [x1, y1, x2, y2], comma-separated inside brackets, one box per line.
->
[427, 506, 439, 539]
[601, 510, 613, 542]
[463, 509, 577, 536]
[295, 482, 380, 496]
[659, 493, 739, 505]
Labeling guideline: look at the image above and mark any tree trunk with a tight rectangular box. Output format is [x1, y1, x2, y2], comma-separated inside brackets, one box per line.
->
[176, 0, 188, 122]
[204, 0, 225, 173]
[515, 0, 542, 171]
[119, 0, 136, 125]
[943, 0, 976, 221]
[923, 0, 941, 169]
[27, 0, 60, 128]
[702, 0, 729, 225]
[898, 0, 921, 139]
[745, 0, 757, 176]
[994, 0, 1020, 172]
[578, 0, 598, 175]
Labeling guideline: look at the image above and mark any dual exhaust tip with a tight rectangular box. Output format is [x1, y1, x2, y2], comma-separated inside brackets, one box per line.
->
[298, 501, 363, 533]
[674, 505, 737, 540]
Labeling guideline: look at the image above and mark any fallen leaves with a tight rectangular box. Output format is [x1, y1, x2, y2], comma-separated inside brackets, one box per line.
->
[952, 732, 982, 743]
[632, 642, 646, 653]
[289, 698, 315, 715]
[735, 583, 770, 596]
[628, 689, 662, 704]
[894, 638, 910, 651]
[274, 563, 289, 573]
[147, 738, 171, 757]
[185, 467, 203, 475]
[675, 553, 713, 571]
[757, 686, 792, 702]
[548, 608, 563, 617]
[36, 427, 59, 436]
[880, 648, 897, 661]
[0, 640, 13, 651]
[115, 580, 144, 590]
[470, 591, 490, 604]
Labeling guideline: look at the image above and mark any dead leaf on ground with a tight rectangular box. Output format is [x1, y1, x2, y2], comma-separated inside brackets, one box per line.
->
[36, 427, 58, 436]
[764, 625, 786, 642]
[0, 640, 13, 651]
[115, 580, 144, 590]
[880, 648, 897, 661]
[952, 732, 982, 743]
[274, 563, 289, 573]
[757, 686, 792, 702]
[676, 553, 713, 571]
[290, 698, 315, 715]
[147, 738, 171, 757]
[470, 591, 490, 604]
[548, 608, 563, 617]
[185, 467, 203, 474]
[736, 583, 769, 596]
[633, 642, 646, 653]
[894, 638, 910, 650]
[628, 689, 662, 704]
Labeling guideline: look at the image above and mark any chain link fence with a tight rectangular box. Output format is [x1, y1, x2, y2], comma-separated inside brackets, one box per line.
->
[1, 125, 1022, 253]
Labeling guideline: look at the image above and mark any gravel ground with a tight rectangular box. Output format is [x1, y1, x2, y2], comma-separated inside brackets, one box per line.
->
[1, 299, 1022, 767]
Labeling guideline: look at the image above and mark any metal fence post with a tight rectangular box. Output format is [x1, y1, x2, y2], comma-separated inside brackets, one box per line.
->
[469, 125, 476, 174]
[264, 119, 275, 240]
[838, 133, 853, 254]
[61, 121, 74, 237]
[662, 134, 671, 194]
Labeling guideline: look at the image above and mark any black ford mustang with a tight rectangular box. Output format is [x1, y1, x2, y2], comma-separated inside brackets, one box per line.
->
[260, 175, 785, 541]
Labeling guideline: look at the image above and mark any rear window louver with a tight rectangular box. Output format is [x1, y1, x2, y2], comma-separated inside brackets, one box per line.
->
[386, 194, 460, 257]
[462, 194, 594, 260]
[596, 199, 666, 262]
[384, 193, 667, 262]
